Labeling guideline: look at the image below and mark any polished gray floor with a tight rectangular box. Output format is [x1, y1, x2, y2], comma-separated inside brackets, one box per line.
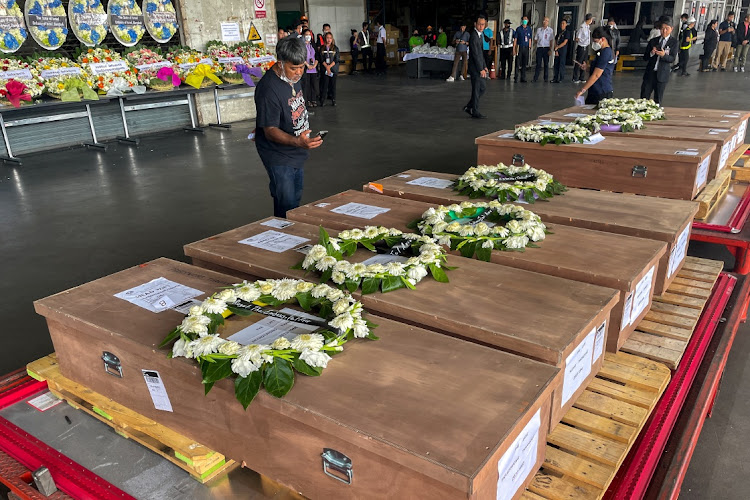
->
[0, 66, 748, 498]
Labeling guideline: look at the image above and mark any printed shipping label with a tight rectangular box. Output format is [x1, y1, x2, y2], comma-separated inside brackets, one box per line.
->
[142, 370, 173, 412]
[114, 278, 204, 313]
[397, 174, 411, 178]
[668, 225, 691, 278]
[227, 308, 319, 345]
[406, 177, 453, 189]
[27, 392, 63, 412]
[41, 67, 82, 78]
[238, 230, 309, 253]
[330, 202, 390, 219]
[620, 292, 634, 332]
[675, 150, 700, 156]
[562, 329, 595, 405]
[89, 61, 129, 75]
[710, 128, 731, 133]
[593, 320, 607, 362]
[496, 408, 541, 500]
[719, 142, 731, 171]
[498, 132, 515, 138]
[696, 155, 710, 189]
[630, 266, 656, 324]
[260, 219, 294, 229]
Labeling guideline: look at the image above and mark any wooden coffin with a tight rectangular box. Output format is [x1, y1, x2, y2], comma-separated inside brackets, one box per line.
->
[518, 118, 737, 181]
[475, 130, 714, 200]
[286, 190, 666, 352]
[184, 220, 618, 426]
[362, 170, 697, 296]
[34, 258, 561, 500]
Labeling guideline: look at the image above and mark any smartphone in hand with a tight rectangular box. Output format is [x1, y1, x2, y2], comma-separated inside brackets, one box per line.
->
[314, 130, 329, 139]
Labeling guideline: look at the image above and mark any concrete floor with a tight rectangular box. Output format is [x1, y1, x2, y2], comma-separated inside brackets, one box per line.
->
[0, 66, 748, 497]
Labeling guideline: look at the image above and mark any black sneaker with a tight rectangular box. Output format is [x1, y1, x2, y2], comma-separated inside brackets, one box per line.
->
[472, 112, 487, 119]
[463, 106, 473, 116]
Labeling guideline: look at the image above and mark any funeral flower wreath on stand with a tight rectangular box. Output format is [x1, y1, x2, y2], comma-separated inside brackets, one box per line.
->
[160, 279, 378, 409]
[514, 122, 594, 145]
[297, 227, 451, 294]
[412, 201, 549, 261]
[452, 163, 567, 203]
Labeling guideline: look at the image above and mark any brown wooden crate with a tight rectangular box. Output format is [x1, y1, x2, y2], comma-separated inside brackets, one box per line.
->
[362, 169, 699, 295]
[34, 259, 560, 499]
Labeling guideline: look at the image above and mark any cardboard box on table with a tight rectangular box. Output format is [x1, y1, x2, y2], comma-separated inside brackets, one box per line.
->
[286, 190, 665, 353]
[34, 258, 561, 500]
[363, 170, 698, 296]
[518, 118, 737, 181]
[474, 130, 714, 200]
[184, 219, 618, 427]
[538, 106, 749, 149]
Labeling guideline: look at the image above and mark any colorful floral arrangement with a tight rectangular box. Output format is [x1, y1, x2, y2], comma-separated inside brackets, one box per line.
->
[108, 0, 145, 47]
[0, 0, 27, 53]
[575, 109, 644, 133]
[166, 46, 216, 78]
[597, 98, 665, 121]
[514, 123, 593, 145]
[206, 40, 247, 83]
[297, 227, 450, 294]
[159, 279, 378, 408]
[144, 0, 179, 43]
[0, 58, 43, 101]
[26, 0, 68, 50]
[124, 46, 176, 89]
[412, 202, 548, 260]
[33, 56, 93, 97]
[453, 163, 566, 203]
[69, 0, 108, 47]
[77, 47, 137, 93]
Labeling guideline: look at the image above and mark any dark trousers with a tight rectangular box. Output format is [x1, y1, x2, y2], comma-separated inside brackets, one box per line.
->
[263, 164, 304, 218]
[302, 72, 318, 105]
[466, 73, 487, 115]
[585, 90, 614, 105]
[678, 48, 690, 74]
[554, 47, 567, 81]
[515, 46, 529, 81]
[483, 50, 491, 71]
[572, 45, 588, 80]
[375, 43, 386, 73]
[351, 48, 359, 72]
[319, 73, 337, 102]
[640, 70, 667, 104]
[360, 47, 373, 71]
[534, 47, 550, 81]
[499, 48, 514, 78]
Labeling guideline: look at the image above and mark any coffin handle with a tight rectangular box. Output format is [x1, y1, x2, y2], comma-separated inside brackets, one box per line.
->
[632, 165, 648, 178]
[322, 448, 353, 485]
[512, 153, 525, 166]
[102, 351, 123, 378]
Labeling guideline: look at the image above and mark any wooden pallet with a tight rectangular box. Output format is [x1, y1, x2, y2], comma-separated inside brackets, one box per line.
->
[694, 170, 732, 220]
[619, 257, 723, 370]
[729, 144, 750, 182]
[26, 355, 236, 484]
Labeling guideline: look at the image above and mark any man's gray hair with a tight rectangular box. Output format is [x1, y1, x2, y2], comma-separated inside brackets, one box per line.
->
[276, 36, 306, 65]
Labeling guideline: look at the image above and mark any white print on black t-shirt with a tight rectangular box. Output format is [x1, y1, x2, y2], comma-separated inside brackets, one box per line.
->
[289, 93, 309, 137]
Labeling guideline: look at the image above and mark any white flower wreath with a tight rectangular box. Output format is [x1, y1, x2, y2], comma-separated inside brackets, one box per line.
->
[453, 163, 566, 202]
[414, 201, 548, 261]
[297, 226, 451, 294]
[515, 122, 593, 145]
[597, 97, 665, 121]
[160, 278, 377, 409]
[575, 109, 644, 133]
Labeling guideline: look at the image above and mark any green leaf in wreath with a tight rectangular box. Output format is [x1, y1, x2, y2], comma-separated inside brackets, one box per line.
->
[541, 137, 549, 146]
[235, 370, 263, 410]
[428, 263, 450, 283]
[318, 226, 330, 247]
[381, 275, 406, 292]
[290, 260, 305, 270]
[345, 278, 360, 293]
[159, 327, 181, 348]
[476, 245, 492, 262]
[295, 292, 314, 311]
[459, 241, 477, 258]
[320, 268, 333, 284]
[360, 241, 376, 251]
[318, 301, 333, 318]
[201, 358, 233, 385]
[361, 277, 380, 295]
[406, 219, 420, 230]
[204, 381, 215, 395]
[292, 357, 323, 377]
[227, 304, 254, 316]
[263, 358, 295, 398]
[468, 190, 481, 199]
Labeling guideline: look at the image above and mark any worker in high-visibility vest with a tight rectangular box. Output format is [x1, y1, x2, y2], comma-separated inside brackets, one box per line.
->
[677, 17, 698, 76]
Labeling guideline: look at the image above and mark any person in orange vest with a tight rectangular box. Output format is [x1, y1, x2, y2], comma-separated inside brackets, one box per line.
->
[424, 26, 437, 46]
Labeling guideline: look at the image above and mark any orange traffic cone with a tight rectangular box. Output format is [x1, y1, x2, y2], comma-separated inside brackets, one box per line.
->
[489, 61, 496, 79]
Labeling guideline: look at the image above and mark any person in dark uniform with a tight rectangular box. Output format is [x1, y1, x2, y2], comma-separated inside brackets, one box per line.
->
[514, 15, 532, 82]
[677, 17, 697, 76]
[358, 22, 373, 73]
[552, 18, 571, 82]
[349, 29, 359, 74]
[498, 19, 515, 79]
[463, 13, 489, 119]
[574, 26, 616, 105]
[641, 16, 678, 104]
[701, 19, 719, 71]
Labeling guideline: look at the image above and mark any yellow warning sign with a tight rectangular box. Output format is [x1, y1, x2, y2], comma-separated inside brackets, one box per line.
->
[248, 22, 261, 41]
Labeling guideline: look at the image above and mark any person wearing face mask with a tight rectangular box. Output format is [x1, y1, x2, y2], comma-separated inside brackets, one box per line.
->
[409, 29, 424, 51]
[437, 26, 448, 48]
[574, 26, 615, 105]
[701, 19, 719, 72]
[606, 17, 620, 63]
[533, 17, 553, 82]
[300, 29, 319, 108]
[640, 16, 678, 104]
[573, 13, 594, 83]
[514, 16, 532, 82]
[676, 17, 697, 76]
[424, 25, 437, 46]
[253, 36, 322, 218]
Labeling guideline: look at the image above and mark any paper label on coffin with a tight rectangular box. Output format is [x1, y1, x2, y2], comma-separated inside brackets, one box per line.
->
[142, 370, 173, 412]
[593, 321, 606, 362]
[330, 202, 390, 219]
[630, 266, 655, 324]
[227, 308, 320, 345]
[261, 219, 294, 229]
[668, 225, 691, 278]
[620, 292, 633, 331]
[583, 133, 606, 145]
[498, 132, 514, 138]
[564, 113, 589, 118]
[561, 329, 595, 406]
[695, 155, 710, 188]
[361, 254, 409, 266]
[496, 408, 541, 500]
[719, 142, 731, 171]
[114, 277, 204, 313]
[238, 230, 309, 253]
[405, 177, 453, 189]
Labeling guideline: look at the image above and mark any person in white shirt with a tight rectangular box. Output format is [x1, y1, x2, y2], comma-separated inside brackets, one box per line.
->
[573, 13, 594, 83]
[533, 17, 554, 82]
[648, 20, 662, 40]
[375, 20, 387, 75]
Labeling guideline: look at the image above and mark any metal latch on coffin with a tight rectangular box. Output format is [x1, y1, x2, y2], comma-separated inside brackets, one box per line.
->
[322, 448, 353, 485]
[512, 153, 525, 166]
[102, 352, 123, 378]
[632, 165, 647, 178]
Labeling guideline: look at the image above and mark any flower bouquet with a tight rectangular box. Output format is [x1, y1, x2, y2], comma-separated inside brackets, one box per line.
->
[25, 0, 68, 50]
[452, 163, 566, 202]
[77, 47, 138, 94]
[575, 109, 644, 133]
[107, 0, 145, 47]
[166, 46, 218, 86]
[597, 97, 665, 121]
[0, 1, 27, 54]
[33, 55, 93, 98]
[206, 41, 246, 84]
[143, 0, 179, 43]
[69, 0, 108, 47]
[124, 46, 177, 90]
[159, 279, 378, 408]
[514, 122, 593, 145]
[0, 58, 43, 105]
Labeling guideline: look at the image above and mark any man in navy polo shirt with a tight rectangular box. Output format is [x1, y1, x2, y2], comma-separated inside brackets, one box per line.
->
[714, 11, 736, 70]
[514, 15, 532, 82]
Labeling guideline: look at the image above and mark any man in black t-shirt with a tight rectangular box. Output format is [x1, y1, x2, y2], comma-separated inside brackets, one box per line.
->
[254, 37, 323, 217]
